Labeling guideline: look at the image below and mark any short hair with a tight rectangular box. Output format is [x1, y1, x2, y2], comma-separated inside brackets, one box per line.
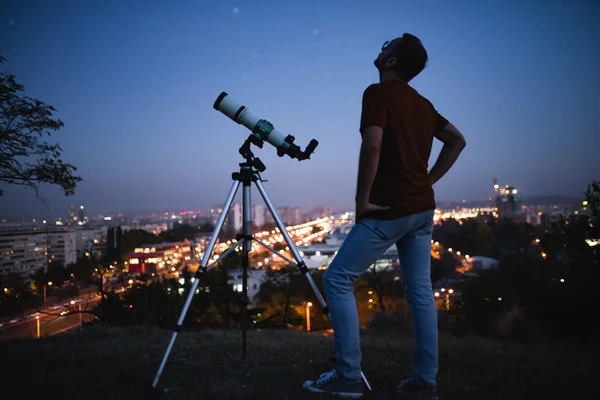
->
[394, 33, 428, 82]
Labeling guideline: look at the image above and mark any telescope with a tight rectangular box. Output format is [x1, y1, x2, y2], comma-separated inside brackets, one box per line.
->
[213, 92, 318, 160]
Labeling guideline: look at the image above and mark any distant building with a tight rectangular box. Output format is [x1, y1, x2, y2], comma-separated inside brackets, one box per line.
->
[0, 221, 36, 232]
[0, 228, 77, 277]
[120, 223, 168, 235]
[252, 204, 265, 228]
[0, 230, 46, 277]
[127, 241, 193, 274]
[526, 212, 541, 226]
[495, 183, 524, 220]
[69, 204, 78, 224]
[298, 230, 397, 271]
[540, 212, 551, 229]
[264, 211, 275, 225]
[228, 268, 267, 306]
[226, 203, 243, 232]
[74, 228, 106, 259]
[78, 205, 86, 224]
[278, 207, 302, 225]
[304, 207, 334, 220]
[457, 256, 500, 276]
[69, 204, 86, 226]
[47, 231, 77, 267]
[209, 205, 224, 225]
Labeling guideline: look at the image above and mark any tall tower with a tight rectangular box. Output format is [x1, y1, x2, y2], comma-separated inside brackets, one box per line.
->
[69, 204, 78, 224]
[493, 178, 499, 200]
[251, 204, 265, 228]
[78, 205, 85, 223]
[227, 203, 243, 232]
[496, 185, 522, 219]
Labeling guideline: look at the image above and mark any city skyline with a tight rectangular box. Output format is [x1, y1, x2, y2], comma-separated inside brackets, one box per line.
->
[1, 0, 599, 220]
[0, 189, 584, 224]
[0, 177, 589, 222]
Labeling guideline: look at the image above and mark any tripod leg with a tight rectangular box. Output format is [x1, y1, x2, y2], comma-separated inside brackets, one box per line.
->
[252, 237, 297, 266]
[254, 179, 372, 392]
[241, 178, 252, 360]
[152, 180, 241, 389]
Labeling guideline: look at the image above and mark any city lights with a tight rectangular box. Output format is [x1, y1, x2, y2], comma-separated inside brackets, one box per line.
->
[0, 186, 593, 346]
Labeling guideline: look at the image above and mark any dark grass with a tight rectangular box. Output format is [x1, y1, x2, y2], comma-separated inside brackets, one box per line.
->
[0, 325, 596, 399]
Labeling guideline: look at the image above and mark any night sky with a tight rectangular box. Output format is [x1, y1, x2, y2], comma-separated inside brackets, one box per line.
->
[1, 0, 599, 220]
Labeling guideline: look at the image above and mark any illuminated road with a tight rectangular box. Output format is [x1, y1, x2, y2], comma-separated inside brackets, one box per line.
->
[203, 217, 334, 269]
[0, 296, 100, 341]
[0, 218, 340, 340]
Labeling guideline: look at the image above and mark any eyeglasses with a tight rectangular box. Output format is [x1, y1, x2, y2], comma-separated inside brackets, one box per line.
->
[381, 40, 391, 50]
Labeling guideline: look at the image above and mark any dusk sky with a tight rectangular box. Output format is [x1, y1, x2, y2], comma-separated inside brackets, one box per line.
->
[1, 0, 599, 220]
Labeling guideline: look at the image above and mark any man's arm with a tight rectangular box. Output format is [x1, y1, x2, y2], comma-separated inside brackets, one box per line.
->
[355, 126, 383, 203]
[429, 122, 467, 185]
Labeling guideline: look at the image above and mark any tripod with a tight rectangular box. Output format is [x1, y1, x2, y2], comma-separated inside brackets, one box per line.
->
[151, 135, 372, 392]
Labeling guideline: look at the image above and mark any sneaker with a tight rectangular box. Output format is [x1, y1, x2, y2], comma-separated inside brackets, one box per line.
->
[396, 377, 439, 400]
[303, 369, 364, 398]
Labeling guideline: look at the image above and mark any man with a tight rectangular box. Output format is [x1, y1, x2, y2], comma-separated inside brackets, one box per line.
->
[303, 34, 466, 399]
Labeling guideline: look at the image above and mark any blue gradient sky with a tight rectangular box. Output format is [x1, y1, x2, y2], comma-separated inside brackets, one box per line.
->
[1, 0, 599, 220]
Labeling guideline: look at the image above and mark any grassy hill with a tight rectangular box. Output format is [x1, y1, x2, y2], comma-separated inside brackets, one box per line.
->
[0, 325, 596, 399]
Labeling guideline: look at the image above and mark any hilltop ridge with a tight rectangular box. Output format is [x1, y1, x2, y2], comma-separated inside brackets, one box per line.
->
[0, 325, 595, 399]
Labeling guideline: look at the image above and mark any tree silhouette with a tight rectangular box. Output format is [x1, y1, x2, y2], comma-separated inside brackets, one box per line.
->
[0, 272, 41, 317]
[66, 257, 95, 283]
[90, 243, 109, 298]
[158, 223, 198, 242]
[46, 263, 69, 285]
[104, 227, 115, 264]
[0, 54, 81, 198]
[255, 268, 328, 330]
[355, 259, 397, 315]
[585, 181, 600, 219]
[115, 226, 123, 264]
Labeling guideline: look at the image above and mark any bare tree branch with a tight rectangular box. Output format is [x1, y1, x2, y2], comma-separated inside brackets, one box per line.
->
[0, 53, 81, 198]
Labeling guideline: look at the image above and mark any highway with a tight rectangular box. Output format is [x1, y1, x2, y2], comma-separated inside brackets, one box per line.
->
[0, 295, 100, 341]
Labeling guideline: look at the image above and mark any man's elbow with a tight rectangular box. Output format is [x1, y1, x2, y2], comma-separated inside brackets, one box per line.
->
[452, 133, 467, 149]
[361, 140, 382, 153]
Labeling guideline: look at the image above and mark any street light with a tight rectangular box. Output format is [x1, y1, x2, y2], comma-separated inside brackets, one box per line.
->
[306, 302, 312, 332]
[70, 300, 82, 331]
[35, 315, 40, 338]
[43, 281, 53, 309]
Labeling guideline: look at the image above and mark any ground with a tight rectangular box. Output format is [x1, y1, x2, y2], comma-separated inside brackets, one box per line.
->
[0, 325, 596, 399]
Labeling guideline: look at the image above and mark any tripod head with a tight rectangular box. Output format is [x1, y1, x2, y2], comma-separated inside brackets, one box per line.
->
[239, 134, 266, 172]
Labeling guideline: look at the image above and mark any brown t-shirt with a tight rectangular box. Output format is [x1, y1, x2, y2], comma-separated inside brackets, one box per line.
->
[359, 80, 448, 220]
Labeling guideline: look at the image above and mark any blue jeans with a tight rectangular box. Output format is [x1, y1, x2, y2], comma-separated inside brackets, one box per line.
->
[322, 210, 437, 385]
